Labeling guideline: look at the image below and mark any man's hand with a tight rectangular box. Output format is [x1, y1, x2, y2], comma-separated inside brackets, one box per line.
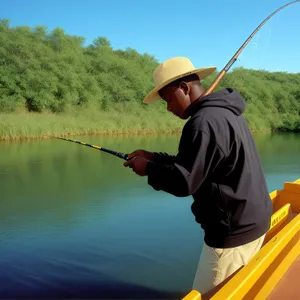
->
[123, 156, 149, 176]
[127, 149, 154, 161]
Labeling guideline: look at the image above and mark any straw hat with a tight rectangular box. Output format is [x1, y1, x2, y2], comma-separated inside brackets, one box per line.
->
[143, 57, 216, 104]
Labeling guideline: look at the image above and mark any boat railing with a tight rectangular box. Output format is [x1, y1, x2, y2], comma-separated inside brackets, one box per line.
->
[181, 178, 300, 300]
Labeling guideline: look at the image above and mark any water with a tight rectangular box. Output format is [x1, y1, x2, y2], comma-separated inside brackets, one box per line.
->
[0, 132, 299, 299]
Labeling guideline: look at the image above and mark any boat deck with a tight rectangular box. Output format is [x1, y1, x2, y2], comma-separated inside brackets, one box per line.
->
[267, 255, 300, 299]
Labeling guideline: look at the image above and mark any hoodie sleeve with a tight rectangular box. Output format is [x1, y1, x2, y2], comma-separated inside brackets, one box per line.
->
[153, 152, 176, 164]
[146, 129, 225, 197]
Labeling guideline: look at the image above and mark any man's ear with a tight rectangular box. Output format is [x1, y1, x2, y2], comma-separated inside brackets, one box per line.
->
[179, 81, 190, 95]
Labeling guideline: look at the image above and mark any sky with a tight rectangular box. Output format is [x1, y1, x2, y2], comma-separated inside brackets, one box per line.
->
[1, 0, 300, 73]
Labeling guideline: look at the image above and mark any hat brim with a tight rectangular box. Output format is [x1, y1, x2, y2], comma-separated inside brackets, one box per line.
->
[143, 66, 217, 104]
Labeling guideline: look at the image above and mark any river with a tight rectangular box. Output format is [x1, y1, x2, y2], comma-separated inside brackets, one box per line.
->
[0, 132, 299, 299]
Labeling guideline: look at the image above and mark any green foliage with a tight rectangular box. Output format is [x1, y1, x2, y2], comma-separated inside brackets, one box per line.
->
[0, 20, 157, 114]
[0, 19, 299, 139]
[207, 67, 300, 132]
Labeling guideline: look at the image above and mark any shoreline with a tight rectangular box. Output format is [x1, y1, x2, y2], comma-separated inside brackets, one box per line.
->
[0, 110, 298, 143]
[0, 129, 183, 142]
[1, 23, 299, 142]
[1, 127, 298, 143]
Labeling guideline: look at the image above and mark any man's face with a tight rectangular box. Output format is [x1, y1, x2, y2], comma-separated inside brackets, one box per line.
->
[159, 84, 191, 119]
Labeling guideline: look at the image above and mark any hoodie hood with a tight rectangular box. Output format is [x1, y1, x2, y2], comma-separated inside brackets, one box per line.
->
[188, 88, 246, 117]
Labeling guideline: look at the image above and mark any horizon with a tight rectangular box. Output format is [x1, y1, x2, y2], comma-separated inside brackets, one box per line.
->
[1, 0, 300, 74]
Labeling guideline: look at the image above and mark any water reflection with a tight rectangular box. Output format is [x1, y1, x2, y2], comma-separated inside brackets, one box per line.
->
[0, 132, 299, 298]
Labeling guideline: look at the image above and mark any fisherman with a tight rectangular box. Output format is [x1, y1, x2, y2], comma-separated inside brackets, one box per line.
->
[123, 56, 273, 297]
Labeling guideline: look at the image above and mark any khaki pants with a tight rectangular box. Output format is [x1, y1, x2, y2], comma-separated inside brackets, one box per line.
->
[192, 234, 266, 295]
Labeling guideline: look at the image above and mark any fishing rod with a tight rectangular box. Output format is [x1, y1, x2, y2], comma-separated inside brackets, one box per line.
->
[184, 0, 299, 119]
[57, 137, 129, 161]
[59, 2, 299, 156]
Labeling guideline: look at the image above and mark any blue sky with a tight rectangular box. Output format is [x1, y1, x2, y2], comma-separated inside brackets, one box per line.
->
[1, 0, 300, 73]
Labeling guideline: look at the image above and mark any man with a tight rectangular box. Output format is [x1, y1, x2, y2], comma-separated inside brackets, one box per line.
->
[123, 56, 272, 296]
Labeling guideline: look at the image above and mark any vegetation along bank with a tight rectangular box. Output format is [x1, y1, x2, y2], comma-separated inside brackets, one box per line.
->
[0, 19, 299, 141]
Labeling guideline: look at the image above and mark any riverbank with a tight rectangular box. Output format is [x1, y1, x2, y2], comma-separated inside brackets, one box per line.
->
[1, 22, 299, 141]
[1, 104, 298, 142]
[0, 104, 185, 141]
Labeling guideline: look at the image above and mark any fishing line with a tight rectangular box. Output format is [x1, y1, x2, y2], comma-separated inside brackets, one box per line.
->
[201, 0, 299, 97]
[183, 0, 300, 118]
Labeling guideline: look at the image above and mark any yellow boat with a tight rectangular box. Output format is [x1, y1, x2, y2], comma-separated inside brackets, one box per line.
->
[182, 178, 300, 300]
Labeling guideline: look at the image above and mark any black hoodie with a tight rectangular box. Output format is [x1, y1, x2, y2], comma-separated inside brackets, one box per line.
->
[146, 88, 273, 248]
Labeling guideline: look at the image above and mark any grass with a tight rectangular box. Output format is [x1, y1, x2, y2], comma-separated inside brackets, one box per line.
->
[0, 103, 185, 141]
[0, 100, 298, 141]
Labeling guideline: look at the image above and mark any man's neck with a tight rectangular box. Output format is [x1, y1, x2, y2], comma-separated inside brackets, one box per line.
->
[182, 95, 203, 119]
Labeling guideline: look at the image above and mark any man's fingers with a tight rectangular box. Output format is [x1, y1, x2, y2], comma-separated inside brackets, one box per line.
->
[127, 153, 135, 159]
[124, 157, 135, 167]
[123, 161, 130, 167]
[127, 151, 138, 159]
